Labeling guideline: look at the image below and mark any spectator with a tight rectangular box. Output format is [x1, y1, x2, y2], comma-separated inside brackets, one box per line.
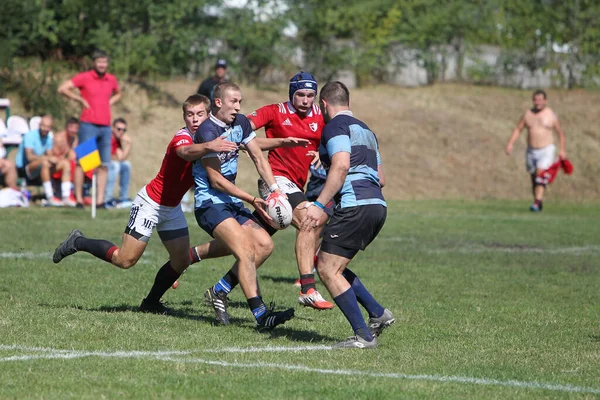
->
[52, 117, 80, 162]
[105, 117, 132, 208]
[0, 139, 18, 190]
[58, 49, 121, 209]
[15, 115, 75, 206]
[196, 59, 228, 101]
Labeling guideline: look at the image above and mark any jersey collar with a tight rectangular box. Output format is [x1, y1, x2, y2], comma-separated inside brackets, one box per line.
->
[332, 109, 353, 119]
[209, 113, 229, 128]
[286, 101, 313, 117]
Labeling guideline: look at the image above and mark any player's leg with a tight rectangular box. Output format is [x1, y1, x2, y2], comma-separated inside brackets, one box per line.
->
[292, 201, 334, 309]
[318, 205, 390, 347]
[53, 192, 153, 268]
[206, 216, 275, 297]
[141, 205, 190, 313]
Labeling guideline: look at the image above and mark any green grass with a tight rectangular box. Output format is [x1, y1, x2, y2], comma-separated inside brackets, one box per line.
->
[1, 200, 599, 399]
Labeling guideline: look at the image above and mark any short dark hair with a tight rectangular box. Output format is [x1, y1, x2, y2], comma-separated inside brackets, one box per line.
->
[212, 82, 241, 108]
[113, 117, 127, 126]
[66, 117, 79, 126]
[182, 94, 211, 114]
[532, 89, 547, 99]
[319, 81, 350, 106]
[92, 50, 109, 60]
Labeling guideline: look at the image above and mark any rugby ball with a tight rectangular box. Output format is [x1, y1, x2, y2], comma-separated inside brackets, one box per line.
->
[266, 192, 293, 230]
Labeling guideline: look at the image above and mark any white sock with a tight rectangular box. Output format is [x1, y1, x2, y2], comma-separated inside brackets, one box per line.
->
[61, 181, 71, 199]
[43, 181, 54, 199]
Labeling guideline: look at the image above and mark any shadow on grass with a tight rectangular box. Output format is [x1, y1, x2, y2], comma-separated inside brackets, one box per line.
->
[260, 274, 298, 285]
[262, 326, 336, 342]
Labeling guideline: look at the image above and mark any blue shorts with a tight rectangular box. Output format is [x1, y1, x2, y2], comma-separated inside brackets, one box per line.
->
[79, 122, 112, 165]
[194, 202, 257, 237]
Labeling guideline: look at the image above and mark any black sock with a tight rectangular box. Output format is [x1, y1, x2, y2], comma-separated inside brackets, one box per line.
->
[300, 274, 316, 294]
[145, 261, 181, 303]
[75, 237, 118, 263]
[214, 269, 240, 294]
[247, 296, 267, 323]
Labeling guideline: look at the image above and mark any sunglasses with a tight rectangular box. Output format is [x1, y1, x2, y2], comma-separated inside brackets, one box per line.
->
[115, 127, 127, 132]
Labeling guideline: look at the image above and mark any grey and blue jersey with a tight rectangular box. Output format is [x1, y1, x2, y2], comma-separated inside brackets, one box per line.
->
[319, 111, 386, 208]
[193, 114, 256, 208]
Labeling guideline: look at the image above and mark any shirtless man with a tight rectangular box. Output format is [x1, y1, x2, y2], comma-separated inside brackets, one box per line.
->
[505, 90, 566, 212]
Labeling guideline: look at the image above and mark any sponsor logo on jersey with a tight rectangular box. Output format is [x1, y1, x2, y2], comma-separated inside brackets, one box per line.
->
[174, 139, 190, 147]
[250, 111, 257, 117]
[309, 122, 318, 132]
[282, 118, 292, 126]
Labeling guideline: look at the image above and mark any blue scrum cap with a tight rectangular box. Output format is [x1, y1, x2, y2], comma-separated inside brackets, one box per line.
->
[289, 71, 317, 102]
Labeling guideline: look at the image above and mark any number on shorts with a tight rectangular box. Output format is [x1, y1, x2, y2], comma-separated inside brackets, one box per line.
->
[127, 205, 140, 229]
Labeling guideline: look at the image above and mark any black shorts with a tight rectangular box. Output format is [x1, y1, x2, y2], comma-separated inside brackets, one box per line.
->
[253, 191, 306, 236]
[321, 205, 387, 259]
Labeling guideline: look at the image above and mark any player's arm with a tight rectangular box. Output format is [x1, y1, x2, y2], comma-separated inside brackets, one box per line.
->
[553, 117, 567, 158]
[244, 139, 279, 190]
[202, 156, 272, 221]
[252, 137, 311, 151]
[506, 114, 526, 155]
[378, 165, 386, 188]
[57, 79, 90, 109]
[175, 137, 238, 162]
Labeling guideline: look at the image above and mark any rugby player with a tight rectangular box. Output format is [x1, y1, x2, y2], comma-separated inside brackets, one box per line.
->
[505, 90, 567, 211]
[193, 82, 294, 330]
[301, 81, 395, 348]
[52, 94, 238, 313]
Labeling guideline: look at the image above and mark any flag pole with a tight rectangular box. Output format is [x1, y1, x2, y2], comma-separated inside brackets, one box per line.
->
[91, 170, 97, 219]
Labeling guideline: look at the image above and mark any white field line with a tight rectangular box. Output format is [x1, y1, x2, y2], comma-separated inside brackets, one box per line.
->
[205, 345, 334, 353]
[1, 345, 599, 395]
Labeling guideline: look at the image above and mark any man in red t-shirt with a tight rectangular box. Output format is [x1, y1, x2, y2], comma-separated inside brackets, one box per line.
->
[52, 95, 238, 313]
[191, 72, 335, 311]
[58, 50, 121, 209]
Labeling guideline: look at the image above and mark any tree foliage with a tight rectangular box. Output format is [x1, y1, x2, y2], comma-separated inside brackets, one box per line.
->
[1, 0, 599, 104]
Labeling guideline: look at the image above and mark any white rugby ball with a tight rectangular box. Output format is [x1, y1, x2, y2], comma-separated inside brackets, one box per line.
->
[265, 193, 293, 230]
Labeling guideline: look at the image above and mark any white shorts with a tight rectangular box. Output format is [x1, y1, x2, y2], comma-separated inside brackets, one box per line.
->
[258, 176, 303, 198]
[257, 176, 307, 211]
[526, 144, 555, 174]
[125, 186, 189, 243]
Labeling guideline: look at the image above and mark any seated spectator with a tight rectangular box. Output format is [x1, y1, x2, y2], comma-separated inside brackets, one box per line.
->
[105, 117, 132, 208]
[15, 114, 75, 207]
[0, 139, 18, 190]
[50, 117, 80, 205]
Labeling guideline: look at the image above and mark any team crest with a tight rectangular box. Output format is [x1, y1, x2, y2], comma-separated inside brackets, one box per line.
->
[308, 122, 318, 132]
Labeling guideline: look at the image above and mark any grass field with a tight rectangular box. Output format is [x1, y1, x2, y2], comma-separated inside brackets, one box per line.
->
[1, 200, 599, 399]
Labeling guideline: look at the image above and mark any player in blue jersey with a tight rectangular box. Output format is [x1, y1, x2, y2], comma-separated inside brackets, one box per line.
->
[301, 81, 395, 348]
[194, 82, 294, 330]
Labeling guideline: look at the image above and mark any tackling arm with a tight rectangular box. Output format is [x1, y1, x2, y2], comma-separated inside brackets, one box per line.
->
[175, 137, 238, 162]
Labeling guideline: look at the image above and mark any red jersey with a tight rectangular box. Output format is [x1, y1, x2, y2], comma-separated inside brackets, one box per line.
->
[248, 102, 323, 189]
[71, 70, 119, 126]
[145, 128, 194, 206]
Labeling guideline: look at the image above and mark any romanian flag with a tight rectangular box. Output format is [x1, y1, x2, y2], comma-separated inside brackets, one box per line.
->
[75, 139, 102, 173]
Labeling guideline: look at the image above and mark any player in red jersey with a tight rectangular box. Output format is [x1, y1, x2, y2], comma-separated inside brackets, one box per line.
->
[52, 94, 238, 313]
[190, 72, 335, 312]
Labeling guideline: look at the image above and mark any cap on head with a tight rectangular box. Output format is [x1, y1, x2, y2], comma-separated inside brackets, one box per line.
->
[289, 71, 317, 103]
[215, 59, 227, 69]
